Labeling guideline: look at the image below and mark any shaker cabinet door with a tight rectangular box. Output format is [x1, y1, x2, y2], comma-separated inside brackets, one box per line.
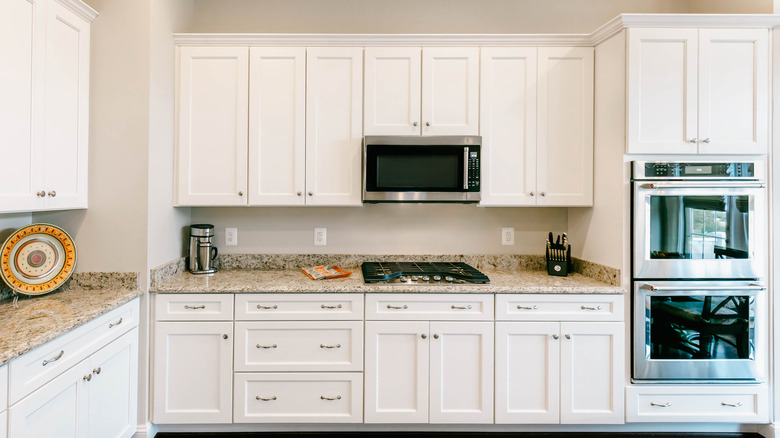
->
[176, 47, 249, 206]
[305, 47, 363, 206]
[364, 47, 422, 136]
[88, 329, 138, 438]
[698, 29, 768, 155]
[421, 47, 480, 136]
[248, 47, 307, 206]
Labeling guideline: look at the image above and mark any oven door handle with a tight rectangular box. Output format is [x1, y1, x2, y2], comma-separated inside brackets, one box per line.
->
[640, 283, 766, 292]
[639, 182, 765, 190]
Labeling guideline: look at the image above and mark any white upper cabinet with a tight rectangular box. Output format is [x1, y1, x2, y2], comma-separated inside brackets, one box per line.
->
[364, 47, 479, 136]
[479, 48, 537, 206]
[627, 28, 768, 154]
[176, 47, 249, 206]
[0, 0, 93, 213]
[248, 47, 306, 206]
[364, 47, 422, 136]
[537, 47, 594, 206]
[305, 47, 363, 206]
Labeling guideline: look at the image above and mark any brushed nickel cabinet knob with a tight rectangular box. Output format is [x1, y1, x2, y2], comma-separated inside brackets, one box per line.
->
[48, 191, 56, 197]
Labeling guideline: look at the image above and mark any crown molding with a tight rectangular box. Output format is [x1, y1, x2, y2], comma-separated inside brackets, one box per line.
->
[54, 0, 99, 22]
[174, 14, 780, 47]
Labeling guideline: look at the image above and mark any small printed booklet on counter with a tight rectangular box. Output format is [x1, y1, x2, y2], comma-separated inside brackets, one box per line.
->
[302, 265, 352, 280]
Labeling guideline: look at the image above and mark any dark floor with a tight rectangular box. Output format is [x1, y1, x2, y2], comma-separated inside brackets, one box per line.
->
[155, 433, 763, 438]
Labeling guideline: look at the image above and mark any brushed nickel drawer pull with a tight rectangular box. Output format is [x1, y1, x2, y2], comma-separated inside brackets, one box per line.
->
[42, 350, 64, 366]
[321, 304, 343, 309]
[650, 402, 671, 408]
[581, 305, 602, 311]
[451, 305, 472, 310]
[387, 304, 408, 310]
[184, 305, 205, 310]
[518, 305, 539, 310]
[320, 344, 341, 349]
[257, 305, 278, 310]
[721, 402, 743, 408]
[257, 344, 277, 349]
[256, 396, 277, 401]
[109, 318, 123, 328]
[321, 395, 342, 400]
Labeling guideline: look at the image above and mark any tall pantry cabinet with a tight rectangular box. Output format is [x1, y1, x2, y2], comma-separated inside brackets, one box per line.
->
[0, 0, 94, 213]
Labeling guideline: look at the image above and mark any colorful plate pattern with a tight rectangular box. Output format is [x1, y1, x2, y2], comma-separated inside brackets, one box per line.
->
[1, 224, 77, 295]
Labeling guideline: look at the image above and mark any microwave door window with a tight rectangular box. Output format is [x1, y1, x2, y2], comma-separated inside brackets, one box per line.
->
[370, 148, 464, 191]
[648, 195, 750, 260]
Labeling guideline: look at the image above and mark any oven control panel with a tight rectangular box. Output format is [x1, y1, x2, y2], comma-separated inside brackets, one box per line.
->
[636, 162, 756, 179]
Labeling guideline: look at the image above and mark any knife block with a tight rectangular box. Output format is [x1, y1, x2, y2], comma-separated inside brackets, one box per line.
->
[546, 245, 571, 277]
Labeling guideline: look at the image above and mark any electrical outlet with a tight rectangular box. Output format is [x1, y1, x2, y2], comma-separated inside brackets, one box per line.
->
[502, 227, 515, 245]
[314, 228, 327, 246]
[225, 228, 238, 246]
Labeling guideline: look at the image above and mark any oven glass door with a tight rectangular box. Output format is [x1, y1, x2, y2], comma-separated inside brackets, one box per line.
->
[633, 281, 762, 381]
[365, 145, 467, 192]
[633, 181, 764, 279]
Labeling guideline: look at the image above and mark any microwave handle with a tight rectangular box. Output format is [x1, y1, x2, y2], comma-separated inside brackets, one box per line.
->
[463, 147, 469, 190]
[640, 283, 766, 292]
[639, 182, 765, 190]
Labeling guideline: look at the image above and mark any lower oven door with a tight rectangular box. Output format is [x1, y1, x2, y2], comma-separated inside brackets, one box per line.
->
[633, 280, 764, 382]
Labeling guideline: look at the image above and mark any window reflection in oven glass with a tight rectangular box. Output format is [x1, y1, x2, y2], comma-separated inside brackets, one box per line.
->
[647, 295, 754, 360]
[648, 195, 750, 260]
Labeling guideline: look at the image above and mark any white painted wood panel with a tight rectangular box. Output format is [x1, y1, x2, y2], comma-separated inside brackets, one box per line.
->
[365, 294, 493, 321]
[495, 294, 624, 322]
[479, 48, 537, 206]
[153, 322, 233, 424]
[234, 294, 364, 321]
[537, 47, 593, 206]
[364, 47, 422, 135]
[234, 321, 363, 372]
[626, 384, 768, 423]
[698, 29, 768, 154]
[422, 47, 479, 135]
[627, 28, 698, 154]
[87, 329, 138, 438]
[42, 0, 90, 209]
[495, 322, 560, 424]
[8, 360, 90, 438]
[0, 364, 7, 412]
[234, 373, 362, 423]
[305, 47, 363, 206]
[560, 322, 624, 424]
[0, 0, 45, 212]
[0, 410, 5, 438]
[364, 321, 429, 423]
[248, 47, 306, 205]
[429, 322, 493, 424]
[176, 46, 248, 206]
[154, 293, 234, 321]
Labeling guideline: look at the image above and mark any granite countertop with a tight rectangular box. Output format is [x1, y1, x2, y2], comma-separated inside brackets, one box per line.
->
[150, 268, 625, 294]
[0, 275, 142, 366]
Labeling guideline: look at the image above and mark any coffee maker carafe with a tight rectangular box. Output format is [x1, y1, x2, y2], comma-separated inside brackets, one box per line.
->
[189, 224, 218, 274]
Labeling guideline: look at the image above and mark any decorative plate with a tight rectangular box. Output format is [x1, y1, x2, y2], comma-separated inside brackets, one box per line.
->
[0, 224, 77, 296]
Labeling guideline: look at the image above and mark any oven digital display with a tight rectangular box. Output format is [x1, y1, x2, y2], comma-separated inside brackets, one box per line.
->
[684, 165, 712, 175]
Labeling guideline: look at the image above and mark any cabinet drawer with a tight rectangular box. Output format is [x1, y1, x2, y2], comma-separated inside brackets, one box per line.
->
[155, 294, 234, 321]
[235, 294, 363, 320]
[365, 294, 493, 320]
[234, 372, 362, 423]
[235, 322, 362, 372]
[0, 364, 6, 412]
[626, 385, 768, 423]
[8, 298, 139, 404]
[496, 294, 623, 321]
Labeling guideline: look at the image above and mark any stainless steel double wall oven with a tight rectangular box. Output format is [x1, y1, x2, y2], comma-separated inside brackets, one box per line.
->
[631, 161, 767, 382]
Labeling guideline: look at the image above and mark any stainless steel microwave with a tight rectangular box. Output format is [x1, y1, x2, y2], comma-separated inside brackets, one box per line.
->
[362, 135, 481, 203]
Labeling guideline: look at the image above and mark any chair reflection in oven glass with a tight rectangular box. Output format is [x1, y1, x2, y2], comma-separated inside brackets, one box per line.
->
[650, 296, 751, 360]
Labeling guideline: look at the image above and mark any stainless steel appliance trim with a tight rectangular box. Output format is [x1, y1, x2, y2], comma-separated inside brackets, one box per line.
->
[363, 191, 481, 202]
[364, 135, 481, 146]
[640, 182, 766, 189]
[639, 283, 766, 292]
[632, 280, 763, 382]
[632, 181, 766, 280]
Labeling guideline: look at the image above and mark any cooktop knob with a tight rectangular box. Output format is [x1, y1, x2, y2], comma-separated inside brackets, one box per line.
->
[422, 276, 430, 282]
[433, 275, 442, 281]
[400, 276, 408, 282]
[445, 276, 454, 282]
[412, 276, 419, 281]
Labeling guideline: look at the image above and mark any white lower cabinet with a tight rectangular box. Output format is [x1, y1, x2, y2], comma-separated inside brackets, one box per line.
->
[8, 328, 139, 438]
[364, 320, 494, 424]
[153, 321, 234, 424]
[626, 385, 768, 423]
[234, 373, 362, 423]
[0, 410, 6, 438]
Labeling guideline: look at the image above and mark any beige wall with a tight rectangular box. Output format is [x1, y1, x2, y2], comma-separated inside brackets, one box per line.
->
[190, 0, 689, 34]
[688, 0, 772, 13]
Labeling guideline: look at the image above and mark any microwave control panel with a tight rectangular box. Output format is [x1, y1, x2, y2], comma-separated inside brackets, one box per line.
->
[468, 150, 480, 191]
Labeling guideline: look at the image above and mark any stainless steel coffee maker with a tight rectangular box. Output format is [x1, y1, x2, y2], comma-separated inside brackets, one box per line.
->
[189, 224, 218, 274]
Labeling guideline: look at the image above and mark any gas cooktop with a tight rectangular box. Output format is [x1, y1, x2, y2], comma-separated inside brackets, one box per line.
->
[361, 262, 490, 285]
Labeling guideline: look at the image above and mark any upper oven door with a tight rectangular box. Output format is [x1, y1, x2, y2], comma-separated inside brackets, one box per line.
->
[633, 180, 766, 279]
